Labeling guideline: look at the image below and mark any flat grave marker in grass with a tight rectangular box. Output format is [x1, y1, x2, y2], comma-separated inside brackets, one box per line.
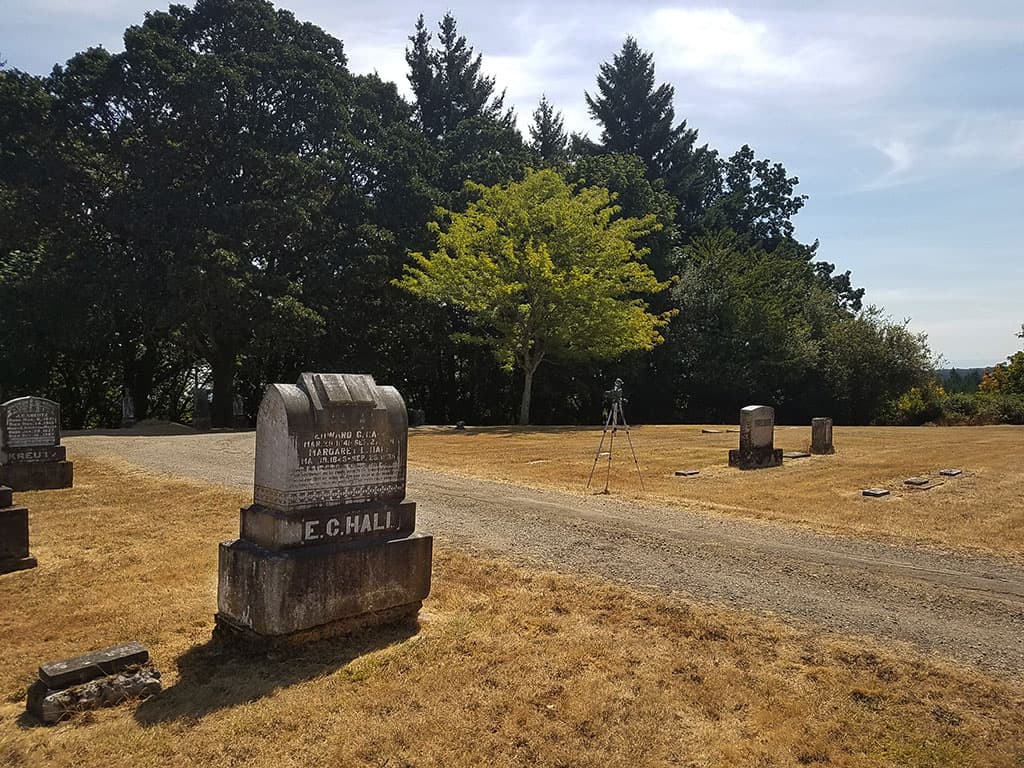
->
[674, 469, 700, 476]
[862, 488, 890, 498]
[940, 468, 963, 477]
[783, 451, 810, 459]
[904, 476, 931, 486]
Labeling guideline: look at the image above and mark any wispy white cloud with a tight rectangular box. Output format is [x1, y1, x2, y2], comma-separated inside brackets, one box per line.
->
[633, 8, 867, 92]
[859, 114, 1024, 190]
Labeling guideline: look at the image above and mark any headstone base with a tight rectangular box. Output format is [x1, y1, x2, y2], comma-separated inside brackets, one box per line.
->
[213, 602, 422, 650]
[217, 532, 432, 640]
[0, 461, 73, 491]
[0, 555, 37, 574]
[809, 446, 835, 455]
[728, 447, 783, 470]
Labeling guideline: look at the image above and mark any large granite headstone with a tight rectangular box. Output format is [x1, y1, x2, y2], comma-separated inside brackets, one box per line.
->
[0, 397, 73, 491]
[216, 373, 432, 646]
[728, 405, 783, 470]
[0, 485, 37, 573]
[810, 417, 834, 454]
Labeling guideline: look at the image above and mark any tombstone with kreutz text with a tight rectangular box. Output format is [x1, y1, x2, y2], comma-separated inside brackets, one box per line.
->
[0, 397, 73, 491]
[728, 404, 783, 470]
[810, 417, 835, 454]
[216, 373, 432, 645]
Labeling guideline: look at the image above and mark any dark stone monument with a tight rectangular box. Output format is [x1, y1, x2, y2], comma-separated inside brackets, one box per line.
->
[409, 408, 426, 427]
[0, 485, 37, 573]
[728, 405, 783, 470]
[121, 390, 136, 429]
[27, 642, 160, 724]
[216, 373, 432, 647]
[0, 397, 73, 491]
[193, 387, 212, 430]
[810, 417, 834, 454]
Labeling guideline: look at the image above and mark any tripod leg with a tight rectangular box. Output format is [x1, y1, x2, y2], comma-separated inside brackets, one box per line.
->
[619, 404, 645, 491]
[586, 405, 615, 490]
[604, 403, 618, 493]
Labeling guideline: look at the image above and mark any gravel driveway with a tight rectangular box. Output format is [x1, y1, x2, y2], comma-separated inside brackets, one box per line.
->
[67, 430, 1024, 678]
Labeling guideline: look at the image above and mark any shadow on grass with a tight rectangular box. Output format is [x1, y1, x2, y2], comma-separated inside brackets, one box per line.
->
[133, 618, 420, 726]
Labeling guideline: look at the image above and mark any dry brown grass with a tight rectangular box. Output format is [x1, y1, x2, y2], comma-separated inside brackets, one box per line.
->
[408, 424, 1024, 557]
[1, 458, 1022, 767]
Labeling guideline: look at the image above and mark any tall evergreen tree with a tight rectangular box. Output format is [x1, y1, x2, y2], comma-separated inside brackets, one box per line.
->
[405, 13, 513, 140]
[585, 37, 718, 234]
[528, 95, 568, 166]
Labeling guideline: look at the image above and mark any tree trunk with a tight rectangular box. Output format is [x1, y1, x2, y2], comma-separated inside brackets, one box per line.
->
[519, 365, 534, 426]
[210, 345, 236, 428]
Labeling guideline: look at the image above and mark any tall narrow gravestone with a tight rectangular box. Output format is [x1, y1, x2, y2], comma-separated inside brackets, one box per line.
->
[0, 397, 73, 491]
[216, 373, 432, 646]
[728, 405, 783, 470]
[810, 417, 834, 455]
[0, 486, 37, 573]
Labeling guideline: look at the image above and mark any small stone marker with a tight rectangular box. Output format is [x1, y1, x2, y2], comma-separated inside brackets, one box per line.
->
[939, 468, 962, 477]
[904, 477, 930, 486]
[0, 485, 37, 573]
[0, 397, 73, 491]
[120, 390, 135, 429]
[674, 470, 700, 476]
[728, 405, 783, 470]
[216, 373, 432, 646]
[27, 642, 159, 724]
[783, 451, 810, 459]
[39, 641, 150, 688]
[454, 420, 466, 431]
[862, 488, 890, 497]
[409, 408, 426, 427]
[810, 417, 834, 455]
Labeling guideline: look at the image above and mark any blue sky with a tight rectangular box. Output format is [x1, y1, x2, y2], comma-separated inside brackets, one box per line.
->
[3, 0, 1022, 367]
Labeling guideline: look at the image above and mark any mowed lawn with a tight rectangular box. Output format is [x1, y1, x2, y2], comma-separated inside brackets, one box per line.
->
[1, 458, 1023, 767]
[408, 425, 1024, 557]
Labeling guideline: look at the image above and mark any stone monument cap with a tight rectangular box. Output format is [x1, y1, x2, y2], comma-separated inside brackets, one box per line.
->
[253, 373, 408, 514]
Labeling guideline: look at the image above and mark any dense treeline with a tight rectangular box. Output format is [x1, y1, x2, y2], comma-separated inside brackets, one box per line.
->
[0, 0, 935, 427]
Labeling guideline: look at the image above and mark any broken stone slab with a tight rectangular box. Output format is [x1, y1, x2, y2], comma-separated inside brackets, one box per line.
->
[862, 488, 890, 498]
[27, 663, 161, 724]
[674, 470, 700, 476]
[39, 641, 149, 689]
[939, 468, 963, 477]
[783, 451, 810, 459]
[904, 477, 930, 486]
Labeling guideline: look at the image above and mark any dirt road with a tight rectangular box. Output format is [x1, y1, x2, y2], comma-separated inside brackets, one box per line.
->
[66, 431, 1024, 677]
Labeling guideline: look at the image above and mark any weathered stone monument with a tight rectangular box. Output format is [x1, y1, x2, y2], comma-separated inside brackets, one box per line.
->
[728, 405, 783, 470]
[27, 641, 160, 724]
[0, 486, 37, 573]
[193, 387, 211, 430]
[0, 397, 73, 491]
[810, 417, 834, 454]
[216, 373, 432, 646]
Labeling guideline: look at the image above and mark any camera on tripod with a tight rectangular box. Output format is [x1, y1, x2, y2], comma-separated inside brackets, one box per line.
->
[604, 378, 626, 407]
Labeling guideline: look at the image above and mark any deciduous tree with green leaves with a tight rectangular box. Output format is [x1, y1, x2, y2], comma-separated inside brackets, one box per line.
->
[396, 169, 672, 424]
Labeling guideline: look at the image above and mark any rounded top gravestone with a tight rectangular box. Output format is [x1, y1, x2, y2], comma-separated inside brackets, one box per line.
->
[0, 397, 60, 451]
[253, 373, 408, 513]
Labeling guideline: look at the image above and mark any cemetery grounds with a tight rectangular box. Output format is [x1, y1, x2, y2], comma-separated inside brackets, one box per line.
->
[0, 424, 1022, 766]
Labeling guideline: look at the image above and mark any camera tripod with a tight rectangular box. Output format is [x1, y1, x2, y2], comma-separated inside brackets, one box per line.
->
[586, 385, 645, 494]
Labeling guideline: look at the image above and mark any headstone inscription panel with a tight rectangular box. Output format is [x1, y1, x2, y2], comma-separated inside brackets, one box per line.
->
[0, 398, 73, 491]
[217, 373, 432, 644]
[810, 417, 834, 454]
[729, 405, 783, 470]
